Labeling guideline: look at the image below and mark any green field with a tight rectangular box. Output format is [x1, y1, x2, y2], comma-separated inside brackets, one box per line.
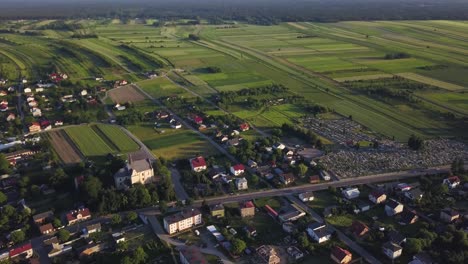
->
[93, 124, 140, 152]
[65, 125, 116, 157]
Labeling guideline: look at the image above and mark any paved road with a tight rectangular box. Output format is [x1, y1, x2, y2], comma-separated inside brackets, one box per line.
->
[169, 168, 190, 201]
[192, 165, 451, 207]
[288, 195, 382, 264]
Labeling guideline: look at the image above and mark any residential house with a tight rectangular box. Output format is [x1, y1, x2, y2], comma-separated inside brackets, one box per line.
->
[230, 164, 245, 176]
[209, 204, 225, 218]
[78, 243, 107, 258]
[280, 173, 295, 185]
[282, 222, 296, 234]
[114, 151, 155, 190]
[236, 177, 248, 190]
[309, 175, 320, 184]
[86, 223, 101, 234]
[247, 159, 258, 168]
[256, 245, 280, 264]
[388, 230, 407, 245]
[299, 192, 314, 202]
[28, 122, 41, 133]
[208, 166, 225, 180]
[273, 142, 285, 150]
[9, 243, 33, 260]
[6, 113, 15, 121]
[287, 246, 304, 261]
[385, 199, 404, 216]
[40, 120, 52, 130]
[307, 222, 332, 243]
[115, 104, 126, 111]
[54, 120, 63, 126]
[112, 232, 125, 244]
[350, 221, 369, 237]
[278, 208, 305, 223]
[409, 252, 433, 264]
[355, 201, 370, 213]
[330, 246, 352, 264]
[443, 176, 461, 189]
[396, 183, 412, 192]
[66, 208, 91, 225]
[440, 208, 460, 223]
[80, 90, 88, 96]
[399, 210, 418, 225]
[163, 208, 202, 235]
[404, 188, 424, 202]
[31, 107, 42, 117]
[382, 242, 403, 260]
[239, 201, 255, 218]
[179, 246, 208, 264]
[369, 190, 387, 204]
[244, 226, 257, 237]
[33, 211, 54, 225]
[190, 156, 207, 172]
[39, 223, 55, 235]
[24, 87, 31, 93]
[170, 121, 182, 129]
[239, 123, 250, 132]
[342, 187, 360, 199]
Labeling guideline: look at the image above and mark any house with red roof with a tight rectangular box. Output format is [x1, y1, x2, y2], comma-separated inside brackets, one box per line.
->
[40, 120, 52, 130]
[28, 122, 41, 133]
[190, 156, 207, 172]
[66, 208, 91, 225]
[350, 221, 369, 237]
[9, 243, 33, 259]
[239, 201, 255, 218]
[39, 223, 55, 235]
[179, 246, 208, 264]
[330, 246, 352, 264]
[230, 164, 245, 176]
[193, 115, 203, 124]
[239, 123, 250, 132]
[443, 176, 461, 189]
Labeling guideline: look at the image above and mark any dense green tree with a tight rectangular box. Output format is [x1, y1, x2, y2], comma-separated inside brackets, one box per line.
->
[82, 176, 103, 201]
[297, 163, 308, 178]
[126, 212, 138, 223]
[57, 229, 70, 243]
[0, 154, 11, 174]
[133, 246, 148, 264]
[52, 218, 62, 228]
[0, 191, 6, 204]
[10, 230, 25, 244]
[406, 238, 424, 254]
[231, 238, 247, 255]
[111, 214, 122, 225]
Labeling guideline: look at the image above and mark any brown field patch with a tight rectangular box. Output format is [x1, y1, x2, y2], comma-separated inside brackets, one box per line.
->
[48, 130, 83, 164]
[108, 85, 146, 104]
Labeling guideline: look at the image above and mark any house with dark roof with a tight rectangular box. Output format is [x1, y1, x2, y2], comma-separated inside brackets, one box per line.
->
[409, 252, 433, 264]
[330, 246, 352, 264]
[387, 230, 406, 245]
[307, 222, 332, 243]
[179, 246, 208, 264]
[399, 210, 418, 225]
[32, 211, 54, 225]
[190, 156, 207, 172]
[299, 192, 314, 202]
[369, 190, 387, 204]
[382, 242, 402, 259]
[280, 173, 296, 185]
[350, 221, 369, 237]
[440, 208, 460, 223]
[404, 188, 424, 202]
[385, 199, 404, 216]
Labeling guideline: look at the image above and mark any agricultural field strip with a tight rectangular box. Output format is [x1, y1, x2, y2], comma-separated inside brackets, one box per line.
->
[65, 125, 116, 156]
[94, 124, 140, 152]
[208, 37, 433, 137]
[46, 130, 83, 164]
[396, 72, 465, 91]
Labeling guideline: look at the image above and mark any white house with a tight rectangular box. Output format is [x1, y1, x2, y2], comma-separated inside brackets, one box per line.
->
[307, 223, 331, 243]
[342, 187, 360, 199]
[24, 87, 32, 93]
[273, 142, 285, 150]
[80, 90, 88, 96]
[230, 164, 245, 176]
[163, 208, 202, 235]
[236, 177, 248, 190]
